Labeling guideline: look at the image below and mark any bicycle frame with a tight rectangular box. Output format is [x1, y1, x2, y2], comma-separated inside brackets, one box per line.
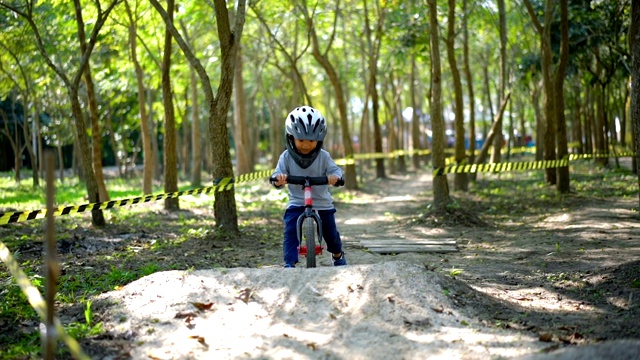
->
[270, 175, 344, 267]
[296, 178, 323, 256]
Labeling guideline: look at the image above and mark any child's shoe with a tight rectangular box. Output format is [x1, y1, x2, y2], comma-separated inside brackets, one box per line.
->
[284, 263, 295, 268]
[333, 252, 347, 266]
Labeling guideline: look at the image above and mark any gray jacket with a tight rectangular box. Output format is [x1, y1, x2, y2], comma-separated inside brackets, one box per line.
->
[273, 149, 343, 210]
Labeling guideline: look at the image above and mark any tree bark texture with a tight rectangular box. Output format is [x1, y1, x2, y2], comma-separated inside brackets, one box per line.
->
[447, 0, 468, 191]
[410, 54, 422, 170]
[491, 0, 507, 164]
[555, 0, 571, 193]
[462, 0, 475, 171]
[234, 45, 252, 175]
[125, 0, 154, 195]
[74, 0, 109, 202]
[631, 0, 640, 206]
[190, 62, 202, 186]
[4, 0, 119, 226]
[363, 0, 385, 179]
[426, 0, 451, 211]
[524, 0, 557, 185]
[301, 0, 358, 189]
[162, 0, 179, 211]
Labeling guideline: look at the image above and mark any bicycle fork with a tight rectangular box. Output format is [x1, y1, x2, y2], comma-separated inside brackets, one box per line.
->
[296, 183, 325, 256]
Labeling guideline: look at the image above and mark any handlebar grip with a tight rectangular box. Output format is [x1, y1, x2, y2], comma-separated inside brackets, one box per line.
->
[269, 175, 345, 187]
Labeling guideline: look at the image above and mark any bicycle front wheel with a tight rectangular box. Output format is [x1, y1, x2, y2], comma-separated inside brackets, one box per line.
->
[302, 217, 317, 268]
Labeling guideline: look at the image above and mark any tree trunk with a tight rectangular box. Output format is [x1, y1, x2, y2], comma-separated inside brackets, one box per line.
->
[491, 0, 507, 164]
[524, 0, 557, 184]
[447, 0, 468, 191]
[57, 143, 64, 182]
[125, 0, 154, 194]
[74, 0, 109, 202]
[391, 73, 407, 173]
[382, 84, 396, 174]
[475, 93, 511, 166]
[105, 107, 122, 177]
[5, 0, 118, 226]
[363, 0, 385, 179]
[574, 86, 584, 154]
[190, 62, 202, 186]
[234, 45, 251, 175]
[410, 54, 422, 170]
[161, 0, 179, 211]
[427, 0, 451, 211]
[150, 0, 245, 231]
[532, 81, 544, 160]
[555, 0, 570, 193]
[33, 102, 42, 187]
[630, 0, 640, 204]
[70, 87, 105, 226]
[300, 0, 358, 189]
[462, 0, 476, 181]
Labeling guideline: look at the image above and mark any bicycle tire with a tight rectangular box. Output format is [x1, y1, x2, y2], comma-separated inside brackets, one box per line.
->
[302, 217, 317, 268]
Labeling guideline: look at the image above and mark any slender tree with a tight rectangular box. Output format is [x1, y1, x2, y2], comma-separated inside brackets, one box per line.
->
[363, 0, 386, 179]
[426, 0, 451, 210]
[161, 0, 179, 210]
[74, 0, 110, 202]
[491, 0, 507, 164]
[462, 0, 476, 181]
[523, 0, 557, 185]
[150, 0, 246, 232]
[554, 0, 570, 193]
[124, 0, 154, 195]
[234, 45, 252, 175]
[631, 0, 640, 206]
[297, 0, 358, 189]
[0, 0, 121, 226]
[446, 0, 468, 191]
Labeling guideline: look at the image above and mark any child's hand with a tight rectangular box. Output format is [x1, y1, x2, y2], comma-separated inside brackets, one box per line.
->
[327, 175, 339, 186]
[274, 174, 288, 187]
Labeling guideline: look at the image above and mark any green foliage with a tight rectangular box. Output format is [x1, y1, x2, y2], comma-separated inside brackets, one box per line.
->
[66, 301, 103, 339]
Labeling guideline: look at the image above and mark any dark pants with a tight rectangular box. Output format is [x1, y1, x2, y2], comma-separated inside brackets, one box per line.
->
[283, 206, 342, 265]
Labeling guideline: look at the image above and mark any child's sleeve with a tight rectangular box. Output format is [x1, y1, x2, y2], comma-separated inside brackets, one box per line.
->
[271, 152, 288, 189]
[326, 155, 343, 178]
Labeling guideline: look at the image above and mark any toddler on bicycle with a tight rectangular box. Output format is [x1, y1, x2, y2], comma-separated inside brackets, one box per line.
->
[271, 106, 347, 268]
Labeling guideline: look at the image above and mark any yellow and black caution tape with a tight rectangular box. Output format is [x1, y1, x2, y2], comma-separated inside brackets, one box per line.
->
[0, 170, 272, 226]
[2, 150, 637, 225]
[568, 151, 636, 160]
[0, 241, 90, 360]
[434, 158, 570, 176]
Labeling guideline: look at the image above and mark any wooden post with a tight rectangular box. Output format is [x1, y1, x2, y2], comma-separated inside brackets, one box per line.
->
[44, 150, 59, 360]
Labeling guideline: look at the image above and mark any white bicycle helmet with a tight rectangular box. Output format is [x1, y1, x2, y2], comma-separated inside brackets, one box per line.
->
[285, 106, 327, 168]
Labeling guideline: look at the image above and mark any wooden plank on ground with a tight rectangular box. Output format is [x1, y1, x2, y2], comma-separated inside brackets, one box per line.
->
[359, 239, 457, 246]
[365, 244, 458, 253]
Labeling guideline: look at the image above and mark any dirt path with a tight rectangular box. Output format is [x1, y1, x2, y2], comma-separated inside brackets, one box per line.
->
[92, 169, 640, 359]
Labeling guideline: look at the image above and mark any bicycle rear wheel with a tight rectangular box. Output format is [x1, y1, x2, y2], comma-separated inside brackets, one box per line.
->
[302, 217, 317, 268]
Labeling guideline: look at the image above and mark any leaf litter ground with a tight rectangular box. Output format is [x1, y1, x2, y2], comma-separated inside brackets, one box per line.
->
[2, 162, 640, 359]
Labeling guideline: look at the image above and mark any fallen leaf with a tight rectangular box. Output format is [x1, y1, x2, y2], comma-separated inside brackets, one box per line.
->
[189, 335, 208, 346]
[175, 311, 198, 319]
[191, 302, 214, 311]
[539, 332, 554, 342]
[237, 288, 252, 304]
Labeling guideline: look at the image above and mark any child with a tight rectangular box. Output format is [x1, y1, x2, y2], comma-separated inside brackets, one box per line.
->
[271, 106, 347, 268]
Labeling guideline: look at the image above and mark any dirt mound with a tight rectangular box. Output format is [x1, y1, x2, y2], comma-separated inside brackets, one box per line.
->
[96, 261, 545, 359]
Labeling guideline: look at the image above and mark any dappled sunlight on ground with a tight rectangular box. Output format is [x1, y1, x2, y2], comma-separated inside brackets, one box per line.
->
[99, 262, 546, 359]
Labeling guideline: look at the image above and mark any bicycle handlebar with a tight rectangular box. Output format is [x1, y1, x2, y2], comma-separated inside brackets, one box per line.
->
[269, 175, 345, 187]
